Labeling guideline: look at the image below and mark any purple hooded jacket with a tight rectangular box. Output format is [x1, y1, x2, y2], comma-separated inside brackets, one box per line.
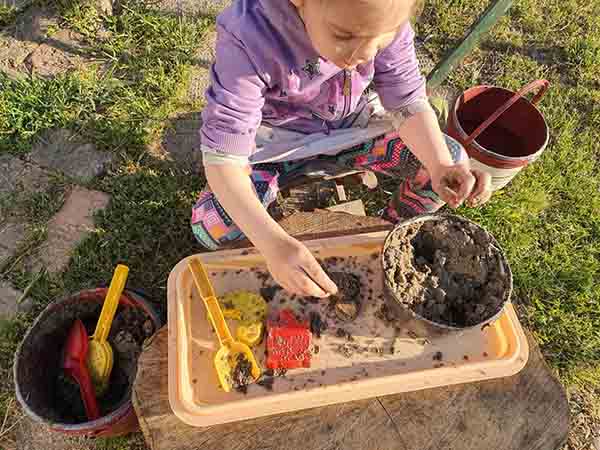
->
[201, 0, 426, 158]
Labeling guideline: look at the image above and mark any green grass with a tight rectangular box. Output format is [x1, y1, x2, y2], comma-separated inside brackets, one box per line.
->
[0, 1, 211, 447]
[0, 5, 16, 27]
[0, 0, 209, 154]
[418, 0, 600, 382]
[0, 0, 599, 448]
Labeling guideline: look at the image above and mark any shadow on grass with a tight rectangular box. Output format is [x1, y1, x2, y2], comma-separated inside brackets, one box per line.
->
[152, 111, 203, 173]
[58, 159, 206, 319]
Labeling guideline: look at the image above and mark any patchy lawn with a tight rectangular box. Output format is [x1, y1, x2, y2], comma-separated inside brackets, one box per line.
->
[0, 0, 599, 448]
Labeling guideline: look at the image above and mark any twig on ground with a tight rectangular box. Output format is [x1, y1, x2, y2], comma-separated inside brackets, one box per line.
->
[0, 240, 41, 278]
[0, 397, 25, 441]
[16, 269, 46, 305]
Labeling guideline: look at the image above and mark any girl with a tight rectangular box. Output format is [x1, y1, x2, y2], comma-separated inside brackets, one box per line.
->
[191, 0, 492, 298]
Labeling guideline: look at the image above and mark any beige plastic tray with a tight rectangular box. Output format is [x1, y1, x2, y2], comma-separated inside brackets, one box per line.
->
[168, 231, 529, 427]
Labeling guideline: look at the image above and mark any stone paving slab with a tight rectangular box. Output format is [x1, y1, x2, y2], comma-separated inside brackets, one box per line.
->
[159, 111, 202, 171]
[0, 281, 25, 320]
[4, 7, 96, 79]
[148, 0, 231, 16]
[30, 129, 114, 182]
[0, 155, 50, 197]
[23, 29, 93, 78]
[0, 221, 27, 267]
[45, 29, 89, 56]
[0, 35, 39, 80]
[35, 186, 110, 274]
[23, 42, 80, 77]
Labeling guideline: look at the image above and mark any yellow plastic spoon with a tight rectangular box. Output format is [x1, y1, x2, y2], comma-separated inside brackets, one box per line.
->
[187, 258, 261, 392]
[86, 264, 129, 396]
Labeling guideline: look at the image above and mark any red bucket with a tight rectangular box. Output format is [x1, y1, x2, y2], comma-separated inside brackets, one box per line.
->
[14, 289, 162, 438]
[447, 79, 550, 190]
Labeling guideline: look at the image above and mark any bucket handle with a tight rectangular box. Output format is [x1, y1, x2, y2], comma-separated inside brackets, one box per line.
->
[464, 79, 550, 147]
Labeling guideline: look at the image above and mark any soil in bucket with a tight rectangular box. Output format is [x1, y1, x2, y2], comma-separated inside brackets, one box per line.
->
[51, 305, 155, 423]
[383, 219, 510, 328]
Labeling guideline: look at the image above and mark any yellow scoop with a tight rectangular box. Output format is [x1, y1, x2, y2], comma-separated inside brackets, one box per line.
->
[187, 258, 261, 392]
[87, 264, 129, 396]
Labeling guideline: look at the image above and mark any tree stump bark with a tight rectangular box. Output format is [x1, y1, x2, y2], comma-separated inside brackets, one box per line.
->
[133, 327, 569, 450]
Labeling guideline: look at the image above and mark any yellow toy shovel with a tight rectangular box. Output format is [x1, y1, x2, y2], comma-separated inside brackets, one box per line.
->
[86, 264, 129, 396]
[187, 258, 261, 392]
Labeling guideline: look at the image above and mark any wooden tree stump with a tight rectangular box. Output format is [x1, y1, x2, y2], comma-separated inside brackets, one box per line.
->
[132, 211, 570, 450]
[133, 328, 569, 450]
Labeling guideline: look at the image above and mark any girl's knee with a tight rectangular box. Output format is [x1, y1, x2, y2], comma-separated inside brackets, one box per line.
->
[191, 191, 243, 251]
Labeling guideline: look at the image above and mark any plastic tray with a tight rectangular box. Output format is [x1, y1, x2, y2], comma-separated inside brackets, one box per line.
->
[168, 231, 529, 427]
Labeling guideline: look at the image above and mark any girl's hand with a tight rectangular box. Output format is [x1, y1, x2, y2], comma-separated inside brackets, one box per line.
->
[261, 236, 338, 298]
[431, 163, 492, 209]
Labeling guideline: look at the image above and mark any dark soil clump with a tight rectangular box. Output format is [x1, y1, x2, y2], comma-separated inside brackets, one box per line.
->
[383, 218, 510, 328]
[309, 312, 326, 338]
[260, 285, 282, 303]
[232, 353, 253, 394]
[257, 374, 274, 391]
[328, 272, 361, 322]
[375, 304, 395, 323]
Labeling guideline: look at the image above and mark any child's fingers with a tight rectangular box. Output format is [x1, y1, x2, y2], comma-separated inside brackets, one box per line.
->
[467, 170, 492, 206]
[439, 167, 473, 208]
[293, 270, 330, 298]
[455, 170, 476, 203]
[274, 273, 322, 298]
[269, 273, 298, 297]
[440, 186, 459, 208]
[303, 259, 338, 296]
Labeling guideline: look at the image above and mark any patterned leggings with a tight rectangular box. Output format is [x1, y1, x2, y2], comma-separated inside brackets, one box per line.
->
[191, 132, 467, 251]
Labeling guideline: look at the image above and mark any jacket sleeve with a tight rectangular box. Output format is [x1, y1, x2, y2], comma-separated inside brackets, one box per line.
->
[373, 22, 427, 112]
[200, 23, 267, 157]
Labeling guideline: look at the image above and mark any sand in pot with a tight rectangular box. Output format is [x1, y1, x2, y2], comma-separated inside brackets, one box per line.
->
[383, 219, 510, 328]
[54, 306, 155, 423]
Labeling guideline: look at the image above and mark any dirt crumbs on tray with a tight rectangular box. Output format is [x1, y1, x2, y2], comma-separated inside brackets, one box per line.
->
[260, 285, 282, 303]
[375, 303, 395, 324]
[309, 311, 327, 338]
[383, 219, 510, 327]
[232, 353, 254, 394]
[327, 272, 362, 322]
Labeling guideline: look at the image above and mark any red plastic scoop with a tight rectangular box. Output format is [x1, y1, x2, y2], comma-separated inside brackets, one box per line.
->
[62, 319, 100, 421]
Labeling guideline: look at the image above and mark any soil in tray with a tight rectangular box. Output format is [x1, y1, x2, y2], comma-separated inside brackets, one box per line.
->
[232, 353, 254, 394]
[383, 220, 509, 328]
[54, 306, 155, 423]
[327, 272, 362, 322]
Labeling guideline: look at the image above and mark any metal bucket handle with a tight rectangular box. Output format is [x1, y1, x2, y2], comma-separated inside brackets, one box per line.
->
[464, 79, 550, 147]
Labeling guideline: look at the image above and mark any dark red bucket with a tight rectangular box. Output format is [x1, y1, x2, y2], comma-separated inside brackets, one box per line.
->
[447, 79, 550, 190]
[14, 288, 161, 438]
